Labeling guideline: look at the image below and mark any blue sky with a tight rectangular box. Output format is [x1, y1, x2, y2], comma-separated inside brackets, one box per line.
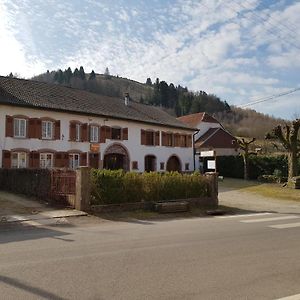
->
[0, 0, 299, 119]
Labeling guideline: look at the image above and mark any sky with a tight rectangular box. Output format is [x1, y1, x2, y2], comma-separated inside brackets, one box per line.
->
[0, 0, 299, 119]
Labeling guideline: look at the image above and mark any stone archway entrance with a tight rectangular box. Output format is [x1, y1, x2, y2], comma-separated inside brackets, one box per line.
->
[166, 155, 182, 172]
[103, 144, 129, 171]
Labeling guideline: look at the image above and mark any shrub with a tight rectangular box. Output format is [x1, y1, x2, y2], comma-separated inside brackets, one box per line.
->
[91, 170, 210, 205]
[217, 155, 289, 180]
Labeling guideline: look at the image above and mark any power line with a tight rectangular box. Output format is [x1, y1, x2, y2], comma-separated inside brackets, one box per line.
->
[240, 87, 300, 108]
[226, 0, 300, 51]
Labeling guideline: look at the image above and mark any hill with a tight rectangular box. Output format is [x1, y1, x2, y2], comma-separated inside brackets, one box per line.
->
[31, 67, 285, 139]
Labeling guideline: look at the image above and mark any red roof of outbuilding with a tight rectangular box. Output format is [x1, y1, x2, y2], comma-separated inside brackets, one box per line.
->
[177, 112, 219, 127]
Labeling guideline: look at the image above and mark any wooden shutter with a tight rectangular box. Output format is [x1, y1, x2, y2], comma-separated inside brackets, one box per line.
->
[29, 151, 40, 168]
[54, 120, 60, 140]
[28, 118, 36, 138]
[5, 116, 13, 137]
[155, 131, 160, 146]
[174, 133, 180, 147]
[55, 152, 62, 168]
[187, 134, 192, 147]
[162, 131, 166, 146]
[69, 122, 76, 141]
[141, 129, 146, 145]
[80, 152, 87, 166]
[36, 119, 42, 139]
[81, 123, 88, 142]
[100, 126, 106, 143]
[2, 150, 11, 168]
[105, 126, 112, 139]
[122, 128, 128, 140]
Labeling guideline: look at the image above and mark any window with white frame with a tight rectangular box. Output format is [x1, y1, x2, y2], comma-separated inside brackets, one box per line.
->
[90, 125, 99, 142]
[42, 121, 53, 139]
[14, 118, 27, 138]
[11, 152, 27, 168]
[75, 123, 81, 142]
[40, 153, 53, 168]
[69, 153, 80, 170]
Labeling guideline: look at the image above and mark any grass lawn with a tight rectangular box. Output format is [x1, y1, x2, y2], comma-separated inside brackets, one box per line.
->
[219, 178, 300, 202]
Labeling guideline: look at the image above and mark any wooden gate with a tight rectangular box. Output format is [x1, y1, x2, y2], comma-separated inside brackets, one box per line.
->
[50, 170, 76, 206]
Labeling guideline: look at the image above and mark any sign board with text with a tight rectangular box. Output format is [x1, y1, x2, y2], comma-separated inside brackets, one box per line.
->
[90, 143, 100, 153]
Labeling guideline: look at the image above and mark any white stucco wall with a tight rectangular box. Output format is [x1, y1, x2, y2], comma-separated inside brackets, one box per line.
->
[0, 105, 194, 172]
[194, 121, 221, 140]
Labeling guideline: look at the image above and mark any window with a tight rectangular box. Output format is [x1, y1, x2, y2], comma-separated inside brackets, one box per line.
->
[40, 153, 53, 168]
[132, 161, 138, 170]
[145, 131, 154, 146]
[11, 152, 27, 168]
[42, 121, 53, 139]
[111, 127, 121, 140]
[160, 162, 165, 170]
[90, 126, 99, 142]
[76, 124, 81, 141]
[185, 163, 189, 171]
[14, 118, 27, 138]
[69, 153, 80, 170]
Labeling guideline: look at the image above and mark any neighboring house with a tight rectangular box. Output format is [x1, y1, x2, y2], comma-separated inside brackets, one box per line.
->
[178, 112, 238, 171]
[0, 76, 195, 172]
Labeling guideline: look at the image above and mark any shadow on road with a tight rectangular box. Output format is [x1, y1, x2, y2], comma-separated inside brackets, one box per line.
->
[0, 275, 66, 300]
[0, 222, 74, 244]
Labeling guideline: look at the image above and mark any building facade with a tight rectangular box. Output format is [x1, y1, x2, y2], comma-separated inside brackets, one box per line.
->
[0, 77, 195, 172]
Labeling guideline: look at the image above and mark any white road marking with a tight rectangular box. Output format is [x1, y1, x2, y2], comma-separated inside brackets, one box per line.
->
[216, 212, 273, 219]
[240, 215, 299, 223]
[275, 293, 300, 299]
[269, 222, 300, 229]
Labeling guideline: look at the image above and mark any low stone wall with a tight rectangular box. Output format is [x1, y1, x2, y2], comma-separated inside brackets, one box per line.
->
[90, 196, 218, 213]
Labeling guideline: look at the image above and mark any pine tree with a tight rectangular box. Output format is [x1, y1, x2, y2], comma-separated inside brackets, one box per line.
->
[104, 67, 111, 79]
[79, 66, 85, 80]
[89, 70, 96, 80]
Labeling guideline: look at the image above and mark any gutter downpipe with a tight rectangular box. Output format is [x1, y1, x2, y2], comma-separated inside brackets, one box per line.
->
[193, 129, 200, 172]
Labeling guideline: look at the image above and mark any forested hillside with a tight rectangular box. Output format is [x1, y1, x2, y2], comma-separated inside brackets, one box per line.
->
[31, 66, 284, 139]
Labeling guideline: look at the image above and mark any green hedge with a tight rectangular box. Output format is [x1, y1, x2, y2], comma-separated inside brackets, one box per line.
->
[216, 155, 289, 179]
[91, 170, 210, 205]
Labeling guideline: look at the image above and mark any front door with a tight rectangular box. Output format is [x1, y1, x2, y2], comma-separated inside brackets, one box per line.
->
[103, 154, 125, 170]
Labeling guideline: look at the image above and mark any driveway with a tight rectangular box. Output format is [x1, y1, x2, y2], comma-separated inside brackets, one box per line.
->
[219, 180, 300, 214]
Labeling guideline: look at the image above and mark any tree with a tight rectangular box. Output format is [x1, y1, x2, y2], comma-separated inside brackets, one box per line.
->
[146, 78, 152, 85]
[89, 70, 96, 80]
[79, 66, 86, 80]
[104, 67, 111, 79]
[266, 119, 300, 180]
[237, 137, 256, 180]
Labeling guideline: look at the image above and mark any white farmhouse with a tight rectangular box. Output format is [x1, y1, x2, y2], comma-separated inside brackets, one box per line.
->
[0, 76, 195, 172]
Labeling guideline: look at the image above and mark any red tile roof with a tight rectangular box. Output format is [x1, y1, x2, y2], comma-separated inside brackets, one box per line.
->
[177, 112, 219, 127]
[195, 128, 237, 149]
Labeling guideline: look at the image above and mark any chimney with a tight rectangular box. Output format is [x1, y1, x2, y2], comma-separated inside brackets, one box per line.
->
[124, 92, 130, 106]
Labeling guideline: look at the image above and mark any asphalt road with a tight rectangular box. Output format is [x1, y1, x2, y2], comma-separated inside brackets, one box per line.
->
[0, 213, 300, 300]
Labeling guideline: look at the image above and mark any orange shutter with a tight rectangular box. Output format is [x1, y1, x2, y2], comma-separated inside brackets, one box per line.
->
[105, 126, 112, 139]
[100, 126, 106, 143]
[2, 150, 11, 168]
[69, 122, 76, 141]
[122, 128, 128, 140]
[55, 152, 62, 168]
[161, 131, 166, 146]
[36, 119, 42, 139]
[54, 120, 60, 140]
[81, 123, 88, 142]
[141, 129, 146, 145]
[5, 116, 13, 137]
[28, 118, 37, 138]
[29, 151, 40, 168]
[155, 131, 160, 146]
[187, 135, 192, 147]
[80, 152, 87, 166]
